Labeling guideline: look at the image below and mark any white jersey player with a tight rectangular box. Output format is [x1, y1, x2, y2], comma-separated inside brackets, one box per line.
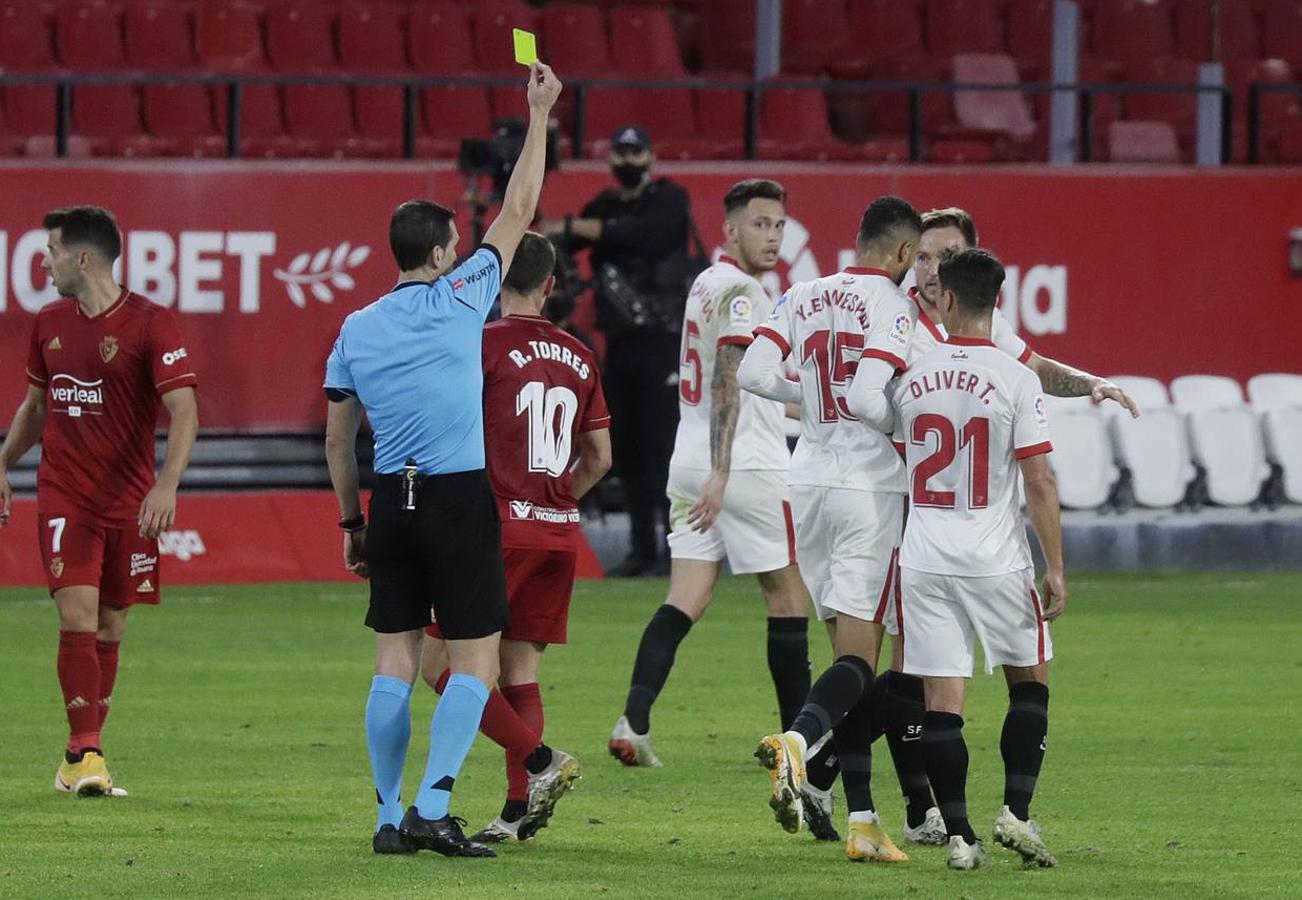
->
[891, 248, 1066, 872]
[740, 196, 923, 863]
[610, 180, 812, 772]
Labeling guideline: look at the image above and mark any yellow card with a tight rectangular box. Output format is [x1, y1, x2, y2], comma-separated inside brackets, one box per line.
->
[512, 28, 538, 66]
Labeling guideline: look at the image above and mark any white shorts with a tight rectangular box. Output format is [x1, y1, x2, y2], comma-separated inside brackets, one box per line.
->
[789, 485, 903, 630]
[666, 466, 795, 575]
[899, 566, 1053, 677]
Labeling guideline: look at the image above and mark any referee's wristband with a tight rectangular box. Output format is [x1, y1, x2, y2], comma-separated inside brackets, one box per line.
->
[339, 514, 366, 532]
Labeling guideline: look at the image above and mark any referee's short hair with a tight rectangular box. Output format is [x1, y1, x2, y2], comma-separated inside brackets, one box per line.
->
[389, 200, 455, 270]
[857, 195, 922, 250]
[503, 232, 556, 295]
[939, 248, 1005, 314]
[42, 206, 121, 262]
[723, 179, 786, 215]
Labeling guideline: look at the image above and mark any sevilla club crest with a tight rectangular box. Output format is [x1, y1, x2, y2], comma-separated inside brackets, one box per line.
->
[50, 557, 64, 579]
[99, 336, 119, 363]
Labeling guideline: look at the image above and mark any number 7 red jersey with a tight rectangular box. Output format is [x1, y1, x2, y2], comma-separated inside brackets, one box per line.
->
[481, 315, 610, 550]
[754, 268, 914, 493]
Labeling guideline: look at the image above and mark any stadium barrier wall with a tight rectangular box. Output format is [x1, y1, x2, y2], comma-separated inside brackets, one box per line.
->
[1, 161, 1298, 431]
[0, 492, 606, 587]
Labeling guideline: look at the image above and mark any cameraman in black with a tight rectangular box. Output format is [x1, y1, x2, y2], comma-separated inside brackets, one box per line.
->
[543, 126, 693, 577]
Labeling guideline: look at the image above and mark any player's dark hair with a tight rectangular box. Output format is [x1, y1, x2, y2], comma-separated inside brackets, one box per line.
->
[503, 232, 556, 294]
[42, 206, 121, 262]
[724, 178, 787, 215]
[389, 200, 455, 271]
[857, 195, 922, 249]
[938, 248, 1005, 313]
[921, 207, 979, 248]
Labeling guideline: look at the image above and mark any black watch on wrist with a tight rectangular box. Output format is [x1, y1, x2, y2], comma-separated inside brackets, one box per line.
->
[339, 514, 365, 532]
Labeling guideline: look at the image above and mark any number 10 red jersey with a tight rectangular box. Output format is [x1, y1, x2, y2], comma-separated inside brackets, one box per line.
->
[481, 315, 609, 550]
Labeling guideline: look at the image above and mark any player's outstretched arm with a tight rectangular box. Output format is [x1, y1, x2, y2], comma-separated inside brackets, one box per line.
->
[483, 62, 562, 275]
[687, 344, 745, 533]
[738, 336, 801, 404]
[139, 386, 198, 539]
[844, 357, 899, 433]
[1020, 453, 1067, 621]
[325, 394, 368, 578]
[1026, 352, 1139, 418]
[0, 385, 47, 529]
[572, 427, 612, 500]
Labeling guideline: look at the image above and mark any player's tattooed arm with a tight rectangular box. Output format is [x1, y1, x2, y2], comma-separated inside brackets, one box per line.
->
[688, 344, 744, 533]
[1028, 353, 1140, 418]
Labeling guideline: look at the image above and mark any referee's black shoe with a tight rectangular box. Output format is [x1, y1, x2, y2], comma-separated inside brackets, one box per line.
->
[399, 807, 497, 858]
[372, 824, 417, 854]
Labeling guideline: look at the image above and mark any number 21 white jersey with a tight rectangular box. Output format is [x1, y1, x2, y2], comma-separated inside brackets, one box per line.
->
[755, 267, 914, 492]
[891, 339, 1053, 576]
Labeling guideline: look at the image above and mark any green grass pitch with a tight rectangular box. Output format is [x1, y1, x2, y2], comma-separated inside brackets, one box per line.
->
[2, 572, 1300, 899]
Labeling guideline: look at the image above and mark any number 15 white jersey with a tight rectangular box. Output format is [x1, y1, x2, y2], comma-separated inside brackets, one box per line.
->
[755, 267, 914, 493]
[891, 338, 1053, 577]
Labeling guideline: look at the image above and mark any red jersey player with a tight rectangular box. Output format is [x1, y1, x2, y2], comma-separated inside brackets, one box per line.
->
[422, 233, 611, 843]
[0, 207, 199, 798]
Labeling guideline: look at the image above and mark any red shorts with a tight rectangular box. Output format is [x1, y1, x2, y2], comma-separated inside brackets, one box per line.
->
[36, 505, 161, 609]
[426, 546, 576, 645]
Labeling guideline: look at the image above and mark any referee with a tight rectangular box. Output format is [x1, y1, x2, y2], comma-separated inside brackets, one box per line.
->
[323, 62, 562, 858]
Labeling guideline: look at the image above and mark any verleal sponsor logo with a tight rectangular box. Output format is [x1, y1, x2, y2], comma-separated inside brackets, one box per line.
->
[49, 374, 104, 412]
[158, 529, 206, 562]
[162, 347, 188, 366]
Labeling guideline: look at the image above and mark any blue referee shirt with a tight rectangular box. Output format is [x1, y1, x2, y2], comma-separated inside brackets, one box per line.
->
[324, 245, 502, 475]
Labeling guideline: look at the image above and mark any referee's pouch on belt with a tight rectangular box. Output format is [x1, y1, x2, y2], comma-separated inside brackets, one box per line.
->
[399, 458, 422, 513]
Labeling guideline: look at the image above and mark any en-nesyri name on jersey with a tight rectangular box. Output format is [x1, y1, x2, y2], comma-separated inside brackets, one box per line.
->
[754, 267, 912, 492]
[670, 256, 790, 473]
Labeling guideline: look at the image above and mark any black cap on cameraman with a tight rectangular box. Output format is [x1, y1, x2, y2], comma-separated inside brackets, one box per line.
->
[611, 125, 652, 151]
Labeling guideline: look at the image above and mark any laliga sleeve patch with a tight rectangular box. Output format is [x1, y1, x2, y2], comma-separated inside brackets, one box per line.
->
[1034, 394, 1047, 426]
[888, 313, 912, 349]
[729, 294, 753, 326]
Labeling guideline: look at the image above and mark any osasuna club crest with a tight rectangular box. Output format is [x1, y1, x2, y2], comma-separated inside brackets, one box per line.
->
[99, 335, 119, 363]
[49, 557, 64, 578]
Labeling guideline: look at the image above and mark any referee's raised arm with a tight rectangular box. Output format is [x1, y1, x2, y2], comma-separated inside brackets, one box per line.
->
[483, 62, 562, 275]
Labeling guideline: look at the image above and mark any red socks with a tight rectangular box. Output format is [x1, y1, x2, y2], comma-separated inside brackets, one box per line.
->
[96, 640, 120, 730]
[502, 683, 544, 804]
[58, 631, 101, 753]
[434, 669, 540, 753]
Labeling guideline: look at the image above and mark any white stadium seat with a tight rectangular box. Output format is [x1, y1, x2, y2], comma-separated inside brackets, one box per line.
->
[1042, 396, 1117, 509]
[1110, 408, 1196, 507]
[1262, 408, 1302, 503]
[1246, 373, 1302, 413]
[1169, 374, 1244, 412]
[1102, 375, 1171, 417]
[1185, 407, 1270, 505]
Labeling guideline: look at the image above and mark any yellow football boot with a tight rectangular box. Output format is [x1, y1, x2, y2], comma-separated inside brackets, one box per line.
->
[846, 817, 910, 863]
[53, 751, 113, 798]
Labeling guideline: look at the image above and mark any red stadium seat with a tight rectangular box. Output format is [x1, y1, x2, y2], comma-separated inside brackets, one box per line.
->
[72, 83, 144, 156]
[952, 53, 1036, 139]
[927, 138, 997, 162]
[409, 1, 476, 74]
[1007, 0, 1058, 78]
[1262, 0, 1302, 70]
[339, 2, 409, 73]
[142, 84, 226, 157]
[608, 6, 685, 77]
[829, 0, 925, 78]
[1227, 58, 1298, 162]
[924, 0, 1005, 57]
[472, 0, 537, 75]
[1172, 0, 1259, 61]
[1278, 115, 1302, 164]
[421, 84, 492, 158]
[196, 0, 267, 72]
[1092, 0, 1174, 67]
[57, 0, 126, 69]
[758, 80, 875, 161]
[579, 88, 641, 153]
[125, 1, 197, 70]
[2, 85, 57, 137]
[1124, 57, 1198, 138]
[692, 87, 747, 158]
[283, 84, 393, 158]
[542, 4, 613, 75]
[354, 84, 407, 156]
[863, 57, 955, 137]
[782, 0, 848, 75]
[212, 82, 300, 157]
[266, 1, 338, 73]
[700, 0, 754, 72]
[0, 2, 57, 71]
[1106, 119, 1181, 162]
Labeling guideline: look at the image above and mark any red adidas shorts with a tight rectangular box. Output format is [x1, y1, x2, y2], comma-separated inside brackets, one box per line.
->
[426, 546, 576, 645]
[36, 505, 161, 609]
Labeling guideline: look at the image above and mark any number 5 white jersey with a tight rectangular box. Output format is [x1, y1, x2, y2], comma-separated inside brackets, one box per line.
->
[670, 256, 790, 472]
[891, 338, 1053, 577]
[755, 267, 914, 492]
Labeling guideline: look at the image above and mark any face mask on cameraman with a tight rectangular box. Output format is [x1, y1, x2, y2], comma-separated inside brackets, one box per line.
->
[612, 161, 649, 189]
[609, 127, 652, 190]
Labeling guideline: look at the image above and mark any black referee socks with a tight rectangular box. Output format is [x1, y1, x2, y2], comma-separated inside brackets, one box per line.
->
[623, 604, 694, 735]
[766, 617, 811, 731]
[1001, 681, 1050, 821]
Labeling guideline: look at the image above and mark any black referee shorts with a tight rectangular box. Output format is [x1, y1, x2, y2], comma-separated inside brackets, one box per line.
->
[364, 468, 509, 639]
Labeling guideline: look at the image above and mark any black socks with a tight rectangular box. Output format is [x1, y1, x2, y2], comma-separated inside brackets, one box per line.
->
[766, 617, 811, 731]
[1000, 681, 1049, 820]
[921, 710, 976, 844]
[832, 685, 875, 814]
[789, 655, 873, 748]
[880, 671, 934, 828]
[624, 604, 694, 734]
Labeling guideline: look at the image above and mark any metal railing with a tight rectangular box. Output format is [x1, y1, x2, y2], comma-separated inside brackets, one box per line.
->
[0, 71, 1252, 164]
[1247, 83, 1302, 165]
